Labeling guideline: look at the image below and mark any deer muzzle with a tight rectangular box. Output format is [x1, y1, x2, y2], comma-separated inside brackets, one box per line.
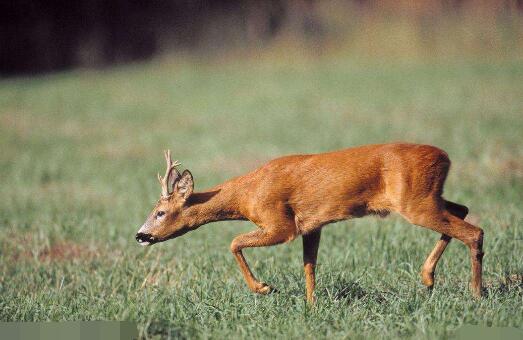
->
[135, 232, 157, 246]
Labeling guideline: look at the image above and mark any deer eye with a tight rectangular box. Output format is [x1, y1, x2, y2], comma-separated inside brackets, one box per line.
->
[156, 211, 166, 219]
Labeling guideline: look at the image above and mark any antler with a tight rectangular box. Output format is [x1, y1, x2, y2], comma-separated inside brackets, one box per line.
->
[157, 150, 181, 198]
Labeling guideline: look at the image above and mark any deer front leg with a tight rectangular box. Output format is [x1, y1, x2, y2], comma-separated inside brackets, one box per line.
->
[230, 228, 294, 295]
[303, 229, 321, 304]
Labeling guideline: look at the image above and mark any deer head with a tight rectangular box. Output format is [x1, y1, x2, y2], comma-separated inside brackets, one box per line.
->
[136, 150, 194, 246]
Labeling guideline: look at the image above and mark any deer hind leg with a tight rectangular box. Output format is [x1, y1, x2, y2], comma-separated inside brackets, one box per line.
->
[421, 200, 470, 288]
[303, 229, 322, 304]
[406, 204, 484, 297]
[230, 227, 295, 295]
[448, 213, 484, 297]
[421, 234, 451, 288]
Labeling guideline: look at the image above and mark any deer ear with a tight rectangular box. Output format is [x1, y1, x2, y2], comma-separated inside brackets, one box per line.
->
[175, 170, 193, 200]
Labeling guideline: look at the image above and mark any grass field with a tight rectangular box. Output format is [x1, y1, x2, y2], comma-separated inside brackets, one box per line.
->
[1, 53, 522, 338]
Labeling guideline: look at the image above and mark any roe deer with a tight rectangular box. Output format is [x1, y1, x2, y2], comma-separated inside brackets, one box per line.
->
[136, 144, 484, 302]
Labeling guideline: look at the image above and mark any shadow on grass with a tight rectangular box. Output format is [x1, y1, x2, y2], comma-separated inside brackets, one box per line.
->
[429, 273, 522, 298]
[330, 280, 367, 301]
[143, 320, 187, 339]
[483, 273, 523, 297]
[319, 278, 388, 305]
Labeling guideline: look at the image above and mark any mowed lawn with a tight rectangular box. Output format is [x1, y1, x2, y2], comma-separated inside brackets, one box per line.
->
[0, 55, 522, 339]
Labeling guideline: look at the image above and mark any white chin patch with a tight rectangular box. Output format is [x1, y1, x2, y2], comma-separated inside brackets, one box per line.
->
[138, 240, 151, 246]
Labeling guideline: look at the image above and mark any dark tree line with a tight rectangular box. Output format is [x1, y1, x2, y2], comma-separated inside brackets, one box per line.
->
[1, 0, 521, 76]
[1, 0, 301, 75]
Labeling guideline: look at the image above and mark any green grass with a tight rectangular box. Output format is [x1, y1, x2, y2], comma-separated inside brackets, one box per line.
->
[0, 54, 522, 339]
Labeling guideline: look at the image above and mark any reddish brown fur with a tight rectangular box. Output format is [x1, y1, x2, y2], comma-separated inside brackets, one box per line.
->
[136, 143, 484, 302]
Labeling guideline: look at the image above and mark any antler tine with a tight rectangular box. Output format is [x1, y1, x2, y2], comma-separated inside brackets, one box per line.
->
[167, 150, 182, 181]
[157, 149, 182, 198]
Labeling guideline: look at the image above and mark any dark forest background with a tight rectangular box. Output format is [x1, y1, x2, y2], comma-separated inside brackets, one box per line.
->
[1, 0, 523, 76]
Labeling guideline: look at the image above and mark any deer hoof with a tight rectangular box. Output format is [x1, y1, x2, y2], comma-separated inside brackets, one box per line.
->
[421, 270, 434, 288]
[470, 283, 483, 298]
[255, 282, 276, 295]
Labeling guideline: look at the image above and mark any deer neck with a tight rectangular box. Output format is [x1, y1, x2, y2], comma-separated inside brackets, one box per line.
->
[184, 180, 245, 228]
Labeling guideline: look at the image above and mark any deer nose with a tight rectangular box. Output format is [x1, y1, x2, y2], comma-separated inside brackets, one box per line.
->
[135, 232, 155, 245]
